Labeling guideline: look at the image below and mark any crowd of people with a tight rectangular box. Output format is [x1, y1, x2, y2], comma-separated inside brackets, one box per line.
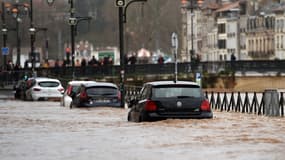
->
[0, 54, 167, 77]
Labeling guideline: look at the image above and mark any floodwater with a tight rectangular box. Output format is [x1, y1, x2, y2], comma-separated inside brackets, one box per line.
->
[0, 100, 284, 160]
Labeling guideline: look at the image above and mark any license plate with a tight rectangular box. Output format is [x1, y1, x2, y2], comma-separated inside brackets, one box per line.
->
[96, 99, 110, 103]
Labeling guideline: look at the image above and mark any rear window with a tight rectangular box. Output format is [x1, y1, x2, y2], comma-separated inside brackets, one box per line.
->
[38, 81, 60, 87]
[152, 85, 202, 98]
[86, 86, 118, 95]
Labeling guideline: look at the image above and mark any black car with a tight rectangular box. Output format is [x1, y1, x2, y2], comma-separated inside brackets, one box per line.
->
[71, 82, 121, 108]
[128, 81, 213, 122]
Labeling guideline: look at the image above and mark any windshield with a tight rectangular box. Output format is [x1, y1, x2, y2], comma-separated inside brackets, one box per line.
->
[86, 86, 118, 95]
[38, 81, 60, 87]
[152, 85, 202, 98]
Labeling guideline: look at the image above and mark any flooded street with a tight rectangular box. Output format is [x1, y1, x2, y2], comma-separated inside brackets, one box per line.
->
[0, 100, 284, 160]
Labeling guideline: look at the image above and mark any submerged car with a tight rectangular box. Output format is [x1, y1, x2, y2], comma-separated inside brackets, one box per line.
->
[60, 80, 96, 108]
[25, 77, 64, 101]
[128, 81, 213, 122]
[71, 82, 121, 108]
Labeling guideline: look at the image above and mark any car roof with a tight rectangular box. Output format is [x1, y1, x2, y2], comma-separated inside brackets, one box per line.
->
[68, 81, 96, 86]
[145, 81, 200, 87]
[82, 82, 118, 88]
[33, 77, 61, 83]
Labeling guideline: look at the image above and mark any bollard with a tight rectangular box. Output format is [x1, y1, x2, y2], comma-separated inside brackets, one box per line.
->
[264, 89, 280, 116]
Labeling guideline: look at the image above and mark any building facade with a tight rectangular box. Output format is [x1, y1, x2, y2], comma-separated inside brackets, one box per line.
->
[181, 0, 285, 62]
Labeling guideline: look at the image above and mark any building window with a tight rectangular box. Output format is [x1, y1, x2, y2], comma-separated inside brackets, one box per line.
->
[218, 23, 226, 34]
[281, 35, 284, 49]
[277, 36, 280, 49]
[219, 54, 223, 61]
[218, 40, 226, 49]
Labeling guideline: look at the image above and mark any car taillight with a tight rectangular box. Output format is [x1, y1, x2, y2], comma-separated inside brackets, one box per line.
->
[144, 100, 157, 111]
[58, 88, 64, 93]
[80, 90, 88, 100]
[117, 91, 121, 100]
[200, 100, 211, 112]
[33, 88, 41, 91]
[66, 86, 72, 95]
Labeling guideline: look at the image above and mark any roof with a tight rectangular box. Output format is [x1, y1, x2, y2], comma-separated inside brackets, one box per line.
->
[215, 1, 240, 13]
[273, 4, 285, 12]
[145, 81, 199, 86]
[203, 1, 220, 10]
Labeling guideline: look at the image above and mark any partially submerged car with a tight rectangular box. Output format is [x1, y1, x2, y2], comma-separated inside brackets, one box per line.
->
[71, 82, 121, 108]
[60, 80, 96, 108]
[25, 77, 64, 101]
[128, 81, 213, 122]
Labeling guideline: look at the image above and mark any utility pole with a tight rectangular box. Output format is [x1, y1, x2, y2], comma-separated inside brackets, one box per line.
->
[69, 0, 76, 79]
[29, 0, 36, 76]
[1, 2, 8, 70]
[117, 0, 147, 108]
[190, 0, 194, 62]
[119, 6, 125, 108]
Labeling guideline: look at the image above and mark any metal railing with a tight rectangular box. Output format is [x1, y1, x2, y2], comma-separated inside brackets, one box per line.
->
[205, 91, 284, 117]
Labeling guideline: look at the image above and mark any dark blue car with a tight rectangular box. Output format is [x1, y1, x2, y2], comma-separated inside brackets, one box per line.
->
[71, 82, 121, 108]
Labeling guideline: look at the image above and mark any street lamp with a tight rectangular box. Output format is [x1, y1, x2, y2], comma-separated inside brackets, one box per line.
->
[5, 1, 29, 67]
[67, 0, 92, 80]
[181, 0, 204, 70]
[117, 0, 147, 108]
[1, 2, 8, 70]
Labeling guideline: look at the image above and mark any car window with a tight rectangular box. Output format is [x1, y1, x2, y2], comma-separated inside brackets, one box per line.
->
[38, 81, 60, 87]
[86, 86, 117, 95]
[140, 85, 150, 99]
[152, 85, 202, 98]
[72, 86, 80, 93]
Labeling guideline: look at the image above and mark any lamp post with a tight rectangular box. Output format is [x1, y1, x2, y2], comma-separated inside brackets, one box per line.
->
[181, 0, 203, 73]
[117, 0, 147, 108]
[68, 0, 92, 80]
[5, 2, 29, 67]
[1, 2, 8, 69]
[28, 0, 36, 75]
[69, 0, 76, 79]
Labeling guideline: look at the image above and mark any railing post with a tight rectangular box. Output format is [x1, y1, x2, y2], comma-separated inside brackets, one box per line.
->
[210, 91, 215, 109]
[228, 92, 235, 112]
[236, 92, 243, 112]
[264, 89, 280, 116]
[243, 92, 250, 113]
[221, 92, 228, 112]
[280, 92, 284, 117]
[215, 92, 221, 110]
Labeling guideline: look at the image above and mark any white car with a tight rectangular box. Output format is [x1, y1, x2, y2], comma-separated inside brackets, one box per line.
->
[60, 81, 96, 108]
[25, 77, 64, 101]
